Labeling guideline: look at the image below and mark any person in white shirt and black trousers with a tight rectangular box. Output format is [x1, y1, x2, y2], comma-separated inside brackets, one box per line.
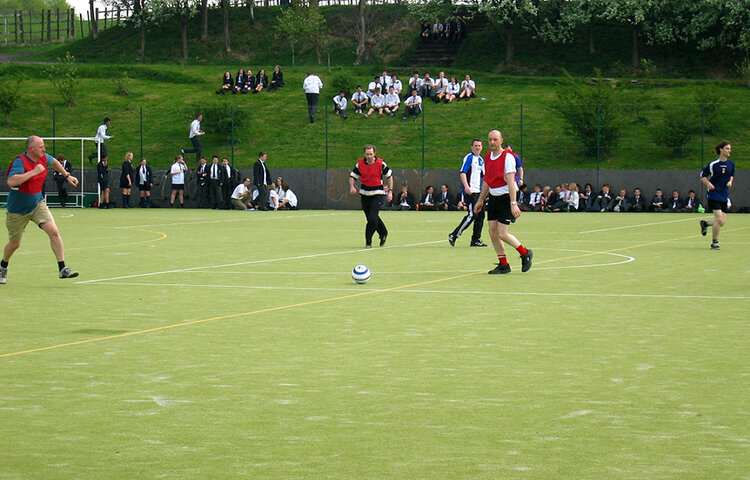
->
[333, 91, 348, 119]
[303, 71, 323, 123]
[182, 113, 205, 163]
[253, 152, 273, 211]
[88, 117, 114, 164]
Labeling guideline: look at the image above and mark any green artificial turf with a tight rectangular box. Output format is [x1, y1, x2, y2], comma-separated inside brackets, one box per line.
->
[1, 208, 748, 479]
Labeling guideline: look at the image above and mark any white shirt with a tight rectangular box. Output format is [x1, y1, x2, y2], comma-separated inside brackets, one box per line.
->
[269, 189, 279, 208]
[530, 191, 543, 205]
[433, 77, 448, 92]
[367, 81, 381, 97]
[351, 91, 368, 104]
[232, 183, 249, 200]
[446, 82, 460, 94]
[284, 189, 298, 207]
[461, 79, 476, 92]
[460, 152, 485, 193]
[170, 162, 186, 184]
[95, 124, 111, 144]
[333, 95, 347, 110]
[303, 74, 323, 94]
[408, 77, 421, 89]
[566, 190, 580, 209]
[189, 118, 202, 138]
[385, 93, 400, 106]
[371, 94, 386, 108]
[488, 151, 516, 196]
[405, 95, 422, 107]
[392, 79, 403, 95]
[381, 76, 393, 90]
[139, 165, 148, 183]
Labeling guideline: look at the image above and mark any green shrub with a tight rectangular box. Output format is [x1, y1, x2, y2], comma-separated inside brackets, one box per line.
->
[195, 103, 249, 144]
[693, 85, 723, 134]
[44, 52, 79, 107]
[0, 77, 22, 126]
[113, 71, 130, 96]
[329, 70, 354, 97]
[655, 105, 693, 155]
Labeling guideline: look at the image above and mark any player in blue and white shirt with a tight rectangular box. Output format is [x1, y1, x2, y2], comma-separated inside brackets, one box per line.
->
[448, 138, 487, 247]
[699, 140, 735, 249]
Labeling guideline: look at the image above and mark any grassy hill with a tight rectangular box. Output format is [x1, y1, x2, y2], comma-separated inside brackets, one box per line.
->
[1, 61, 748, 171]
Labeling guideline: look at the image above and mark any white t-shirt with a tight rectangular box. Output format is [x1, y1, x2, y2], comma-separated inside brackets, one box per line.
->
[488, 151, 516, 196]
[269, 189, 279, 208]
[385, 93, 400, 106]
[303, 74, 323, 93]
[232, 183, 249, 200]
[170, 162, 185, 184]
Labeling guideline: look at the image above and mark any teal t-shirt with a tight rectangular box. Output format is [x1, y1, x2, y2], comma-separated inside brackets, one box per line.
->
[6, 153, 54, 215]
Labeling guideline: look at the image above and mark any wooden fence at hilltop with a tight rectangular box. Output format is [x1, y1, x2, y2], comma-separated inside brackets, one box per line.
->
[1, 0, 401, 46]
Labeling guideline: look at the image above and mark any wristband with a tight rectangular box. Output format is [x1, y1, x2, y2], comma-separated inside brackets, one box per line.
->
[511, 201, 518, 205]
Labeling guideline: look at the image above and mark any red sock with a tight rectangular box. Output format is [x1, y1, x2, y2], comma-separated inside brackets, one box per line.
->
[516, 245, 528, 256]
[498, 254, 508, 266]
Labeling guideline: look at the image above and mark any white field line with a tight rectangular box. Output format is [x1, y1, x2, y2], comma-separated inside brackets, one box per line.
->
[580, 216, 709, 234]
[85, 281, 750, 300]
[114, 212, 343, 229]
[75, 240, 446, 284]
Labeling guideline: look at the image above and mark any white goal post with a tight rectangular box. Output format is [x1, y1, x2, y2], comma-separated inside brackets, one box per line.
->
[0, 136, 99, 208]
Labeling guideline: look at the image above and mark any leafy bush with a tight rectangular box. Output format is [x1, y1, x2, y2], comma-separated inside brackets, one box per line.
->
[329, 70, 354, 97]
[0, 76, 22, 125]
[44, 52, 79, 107]
[549, 69, 625, 158]
[738, 57, 750, 87]
[655, 105, 693, 155]
[195, 103, 249, 143]
[114, 71, 130, 96]
[693, 85, 723, 134]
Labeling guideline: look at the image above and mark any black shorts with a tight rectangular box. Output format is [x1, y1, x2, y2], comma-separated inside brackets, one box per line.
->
[486, 194, 515, 225]
[171, 184, 185, 191]
[708, 198, 728, 213]
[98, 181, 109, 189]
[138, 184, 151, 192]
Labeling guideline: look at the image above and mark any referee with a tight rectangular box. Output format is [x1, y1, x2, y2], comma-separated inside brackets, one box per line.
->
[349, 144, 394, 248]
[448, 138, 487, 247]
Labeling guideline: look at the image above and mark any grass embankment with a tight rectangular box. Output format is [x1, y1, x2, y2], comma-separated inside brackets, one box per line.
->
[1, 62, 748, 171]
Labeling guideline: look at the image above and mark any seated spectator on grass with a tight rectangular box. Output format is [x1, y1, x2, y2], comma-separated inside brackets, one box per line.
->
[245, 69, 256, 92]
[433, 71, 448, 103]
[366, 88, 386, 117]
[596, 183, 615, 212]
[233, 68, 247, 94]
[528, 184, 544, 211]
[391, 75, 403, 97]
[545, 185, 565, 212]
[651, 188, 666, 212]
[683, 189, 701, 213]
[540, 186, 551, 210]
[402, 89, 422, 121]
[613, 188, 631, 212]
[666, 189, 684, 213]
[419, 185, 436, 211]
[445, 76, 460, 103]
[419, 72, 435, 101]
[436, 184, 453, 211]
[269, 65, 285, 91]
[565, 183, 580, 211]
[367, 76, 382, 98]
[231, 177, 254, 210]
[217, 71, 233, 94]
[408, 72, 422, 93]
[254, 69, 268, 93]
[279, 182, 298, 210]
[333, 91, 348, 119]
[384, 86, 400, 117]
[629, 187, 646, 212]
[459, 74, 476, 100]
[269, 187, 279, 211]
[394, 184, 415, 210]
[351, 86, 369, 114]
[580, 183, 596, 211]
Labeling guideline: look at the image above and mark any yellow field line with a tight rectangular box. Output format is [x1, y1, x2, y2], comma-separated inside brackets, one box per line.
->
[3, 225, 748, 359]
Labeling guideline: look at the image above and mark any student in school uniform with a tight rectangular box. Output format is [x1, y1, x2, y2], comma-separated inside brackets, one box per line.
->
[351, 86, 369, 115]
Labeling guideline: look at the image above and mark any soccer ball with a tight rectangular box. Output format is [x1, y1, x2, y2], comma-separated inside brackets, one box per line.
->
[352, 265, 371, 284]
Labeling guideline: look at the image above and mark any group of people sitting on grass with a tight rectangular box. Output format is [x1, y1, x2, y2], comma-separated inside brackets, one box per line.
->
[217, 65, 285, 94]
[420, 18, 465, 44]
[519, 182, 705, 213]
[332, 70, 477, 121]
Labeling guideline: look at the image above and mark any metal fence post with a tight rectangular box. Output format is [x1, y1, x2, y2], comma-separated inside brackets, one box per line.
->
[700, 103, 705, 169]
[520, 103, 524, 160]
[52, 107, 56, 156]
[596, 103, 601, 187]
[231, 106, 235, 167]
[139, 107, 143, 160]
[325, 104, 329, 170]
[421, 103, 425, 171]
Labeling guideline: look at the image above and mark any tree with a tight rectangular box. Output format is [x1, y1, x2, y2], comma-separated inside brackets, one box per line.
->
[152, 0, 199, 60]
[221, 0, 230, 53]
[107, 0, 151, 57]
[275, 2, 329, 66]
[685, 0, 750, 52]
[477, 0, 538, 66]
[537, 0, 607, 54]
[549, 69, 625, 158]
[0, 76, 22, 126]
[89, 0, 99, 39]
[602, 0, 650, 68]
[44, 52, 79, 107]
[405, 0, 453, 23]
[200, 0, 208, 41]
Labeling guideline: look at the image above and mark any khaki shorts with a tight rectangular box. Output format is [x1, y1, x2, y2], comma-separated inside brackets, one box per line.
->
[6, 200, 55, 243]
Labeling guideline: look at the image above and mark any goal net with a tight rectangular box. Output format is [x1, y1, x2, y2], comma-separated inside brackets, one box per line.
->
[0, 136, 99, 208]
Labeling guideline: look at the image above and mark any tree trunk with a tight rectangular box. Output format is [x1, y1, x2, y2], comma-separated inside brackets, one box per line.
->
[291, 42, 295, 67]
[223, 0, 230, 52]
[140, 18, 146, 56]
[200, 0, 208, 41]
[588, 18, 595, 54]
[631, 24, 639, 67]
[89, 0, 98, 39]
[182, 17, 188, 60]
[504, 26, 514, 65]
[250, 2, 254, 23]
[354, 0, 367, 65]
